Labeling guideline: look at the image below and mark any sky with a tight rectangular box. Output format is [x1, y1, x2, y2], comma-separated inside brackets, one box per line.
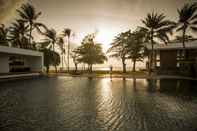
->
[0, 0, 196, 68]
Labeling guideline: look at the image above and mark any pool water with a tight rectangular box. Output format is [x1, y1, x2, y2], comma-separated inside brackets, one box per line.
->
[0, 77, 197, 131]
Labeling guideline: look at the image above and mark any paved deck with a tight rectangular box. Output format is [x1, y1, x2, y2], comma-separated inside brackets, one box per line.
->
[0, 73, 41, 81]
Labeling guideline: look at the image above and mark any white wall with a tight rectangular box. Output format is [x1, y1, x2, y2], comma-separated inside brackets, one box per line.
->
[0, 46, 44, 73]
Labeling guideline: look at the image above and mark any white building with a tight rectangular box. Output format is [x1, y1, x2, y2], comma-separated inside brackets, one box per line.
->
[0, 46, 43, 73]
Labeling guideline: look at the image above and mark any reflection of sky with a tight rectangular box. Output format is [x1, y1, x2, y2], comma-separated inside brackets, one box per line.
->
[96, 78, 113, 126]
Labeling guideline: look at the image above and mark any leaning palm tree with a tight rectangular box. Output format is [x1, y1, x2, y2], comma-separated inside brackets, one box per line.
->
[176, 3, 197, 48]
[17, 2, 41, 45]
[62, 28, 71, 72]
[140, 12, 175, 73]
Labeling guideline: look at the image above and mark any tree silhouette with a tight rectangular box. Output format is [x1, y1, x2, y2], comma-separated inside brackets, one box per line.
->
[62, 28, 72, 72]
[176, 3, 197, 48]
[140, 12, 175, 73]
[0, 24, 9, 46]
[107, 30, 132, 73]
[127, 30, 145, 72]
[17, 2, 42, 45]
[8, 20, 29, 49]
[76, 33, 107, 72]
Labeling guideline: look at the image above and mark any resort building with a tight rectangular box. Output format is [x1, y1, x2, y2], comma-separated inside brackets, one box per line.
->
[146, 40, 197, 77]
[0, 45, 43, 74]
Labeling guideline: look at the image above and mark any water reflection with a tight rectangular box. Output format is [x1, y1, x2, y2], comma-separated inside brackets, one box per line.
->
[0, 77, 197, 131]
[146, 79, 197, 99]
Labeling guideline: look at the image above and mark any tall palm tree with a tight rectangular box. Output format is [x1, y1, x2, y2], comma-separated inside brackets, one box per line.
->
[57, 37, 65, 69]
[0, 24, 9, 46]
[176, 3, 197, 48]
[43, 28, 58, 72]
[62, 28, 71, 72]
[17, 2, 41, 45]
[140, 12, 175, 73]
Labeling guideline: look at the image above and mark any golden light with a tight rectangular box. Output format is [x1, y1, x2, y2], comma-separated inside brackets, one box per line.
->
[95, 28, 115, 51]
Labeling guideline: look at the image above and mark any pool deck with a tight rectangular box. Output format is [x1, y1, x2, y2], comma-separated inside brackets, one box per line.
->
[0, 72, 41, 81]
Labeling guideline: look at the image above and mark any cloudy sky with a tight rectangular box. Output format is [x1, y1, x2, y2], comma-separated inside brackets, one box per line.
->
[0, 0, 196, 68]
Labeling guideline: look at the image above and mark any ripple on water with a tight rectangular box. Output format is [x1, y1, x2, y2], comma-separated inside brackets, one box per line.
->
[0, 77, 197, 131]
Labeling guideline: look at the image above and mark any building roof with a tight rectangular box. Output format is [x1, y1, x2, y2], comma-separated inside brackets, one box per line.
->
[146, 40, 197, 50]
[0, 46, 43, 57]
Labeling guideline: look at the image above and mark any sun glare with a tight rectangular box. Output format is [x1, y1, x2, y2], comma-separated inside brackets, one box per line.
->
[95, 28, 115, 51]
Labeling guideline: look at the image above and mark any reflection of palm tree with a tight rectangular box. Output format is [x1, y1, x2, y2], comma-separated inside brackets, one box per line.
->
[62, 28, 71, 72]
[17, 3, 41, 45]
[140, 12, 175, 73]
[176, 3, 197, 48]
[9, 20, 29, 48]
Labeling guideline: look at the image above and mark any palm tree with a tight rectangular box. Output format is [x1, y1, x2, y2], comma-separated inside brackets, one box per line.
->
[57, 37, 65, 69]
[140, 12, 175, 73]
[107, 30, 132, 73]
[126, 30, 144, 72]
[176, 3, 197, 49]
[44, 29, 57, 51]
[62, 28, 71, 72]
[43, 28, 58, 72]
[17, 2, 41, 45]
[0, 24, 9, 46]
[8, 20, 29, 49]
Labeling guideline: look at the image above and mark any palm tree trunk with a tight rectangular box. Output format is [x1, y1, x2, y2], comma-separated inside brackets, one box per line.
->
[52, 42, 57, 73]
[149, 30, 154, 74]
[29, 23, 33, 48]
[122, 57, 126, 73]
[67, 37, 70, 72]
[133, 60, 136, 72]
[75, 63, 78, 72]
[182, 28, 186, 49]
[61, 53, 64, 70]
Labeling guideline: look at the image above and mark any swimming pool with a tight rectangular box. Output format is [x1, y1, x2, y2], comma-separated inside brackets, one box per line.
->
[0, 77, 197, 131]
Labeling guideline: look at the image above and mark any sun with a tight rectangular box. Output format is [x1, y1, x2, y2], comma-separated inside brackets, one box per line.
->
[95, 28, 115, 51]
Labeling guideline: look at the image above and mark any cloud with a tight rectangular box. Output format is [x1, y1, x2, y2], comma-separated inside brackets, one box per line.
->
[0, 0, 25, 24]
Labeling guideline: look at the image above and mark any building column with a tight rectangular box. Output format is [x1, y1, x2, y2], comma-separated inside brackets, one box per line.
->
[0, 54, 9, 73]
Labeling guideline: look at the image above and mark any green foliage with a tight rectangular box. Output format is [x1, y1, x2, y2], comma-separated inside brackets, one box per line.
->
[0, 24, 9, 46]
[41, 49, 60, 73]
[107, 30, 133, 73]
[17, 2, 42, 44]
[108, 30, 145, 72]
[71, 48, 80, 72]
[140, 12, 176, 72]
[176, 3, 197, 48]
[75, 33, 107, 72]
[8, 20, 30, 48]
[43, 28, 57, 50]
[126, 30, 145, 71]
